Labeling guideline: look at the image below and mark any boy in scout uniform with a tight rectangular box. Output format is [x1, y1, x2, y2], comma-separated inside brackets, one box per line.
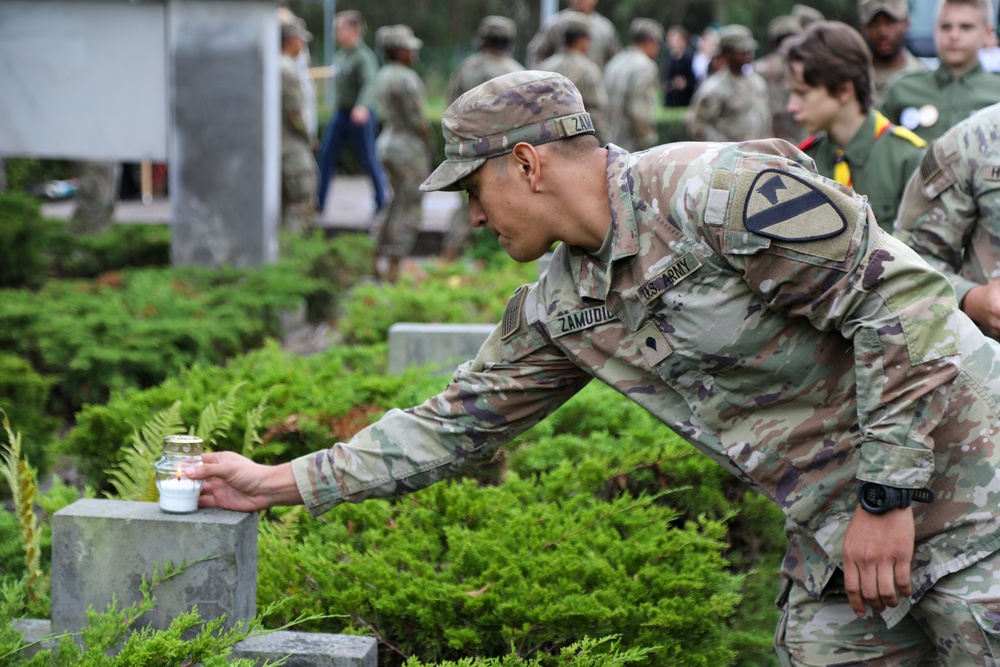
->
[786, 21, 926, 231]
[879, 0, 1000, 142]
[895, 102, 1000, 338]
[190, 71, 1000, 664]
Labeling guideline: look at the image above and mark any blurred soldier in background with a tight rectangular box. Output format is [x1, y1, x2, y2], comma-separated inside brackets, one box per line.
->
[442, 16, 525, 263]
[857, 0, 928, 105]
[71, 162, 119, 233]
[371, 25, 431, 283]
[688, 24, 772, 142]
[880, 0, 1000, 143]
[604, 18, 663, 151]
[526, 0, 621, 69]
[279, 18, 319, 234]
[316, 10, 388, 219]
[792, 3, 825, 28]
[752, 15, 804, 143]
[538, 13, 609, 141]
[788, 21, 926, 232]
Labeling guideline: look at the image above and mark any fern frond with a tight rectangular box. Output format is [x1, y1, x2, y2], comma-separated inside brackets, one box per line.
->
[196, 382, 246, 447]
[241, 392, 273, 459]
[0, 411, 44, 604]
[106, 401, 183, 501]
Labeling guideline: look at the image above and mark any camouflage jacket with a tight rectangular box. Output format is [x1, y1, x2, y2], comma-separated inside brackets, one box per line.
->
[446, 51, 525, 105]
[292, 140, 1000, 628]
[603, 49, 659, 151]
[375, 63, 431, 167]
[280, 54, 310, 145]
[752, 51, 804, 144]
[894, 102, 1000, 306]
[688, 68, 773, 142]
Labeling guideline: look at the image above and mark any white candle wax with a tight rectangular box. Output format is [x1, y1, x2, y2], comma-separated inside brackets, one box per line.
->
[157, 476, 202, 514]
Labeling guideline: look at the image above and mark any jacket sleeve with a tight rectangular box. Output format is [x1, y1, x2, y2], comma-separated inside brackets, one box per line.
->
[291, 308, 591, 516]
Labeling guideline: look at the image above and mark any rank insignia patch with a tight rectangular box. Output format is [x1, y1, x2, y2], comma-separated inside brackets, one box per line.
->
[743, 169, 847, 242]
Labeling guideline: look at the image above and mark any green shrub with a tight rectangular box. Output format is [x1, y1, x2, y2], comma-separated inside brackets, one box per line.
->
[0, 193, 49, 288]
[2, 159, 74, 194]
[0, 353, 58, 472]
[44, 223, 171, 278]
[401, 637, 654, 667]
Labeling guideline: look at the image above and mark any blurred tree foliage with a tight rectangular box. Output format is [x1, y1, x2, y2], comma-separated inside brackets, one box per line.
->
[288, 0, 857, 99]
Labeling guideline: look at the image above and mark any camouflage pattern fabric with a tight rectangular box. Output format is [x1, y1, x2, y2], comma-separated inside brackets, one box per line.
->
[753, 50, 805, 144]
[373, 62, 431, 257]
[281, 53, 318, 234]
[894, 102, 1000, 307]
[879, 63, 1000, 143]
[872, 48, 927, 107]
[72, 161, 119, 233]
[526, 9, 622, 69]
[538, 50, 609, 142]
[801, 110, 926, 232]
[603, 49, 659, 151]
[776, 551, 1000, 663]
[687, 67, 773, 141]
[292, 137, 1000, 644]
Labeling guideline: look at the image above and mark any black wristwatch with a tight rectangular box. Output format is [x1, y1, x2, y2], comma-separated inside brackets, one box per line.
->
[858, 482, 935, 514]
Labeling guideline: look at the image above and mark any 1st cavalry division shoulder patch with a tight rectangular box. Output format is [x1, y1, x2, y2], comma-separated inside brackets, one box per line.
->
[743, 169, 847, 242]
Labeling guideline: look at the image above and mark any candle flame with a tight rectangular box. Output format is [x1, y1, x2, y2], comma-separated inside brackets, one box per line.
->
[174, 466, 183, 480]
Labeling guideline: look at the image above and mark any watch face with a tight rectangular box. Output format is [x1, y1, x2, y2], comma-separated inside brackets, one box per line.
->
[861, 483, 885, 509]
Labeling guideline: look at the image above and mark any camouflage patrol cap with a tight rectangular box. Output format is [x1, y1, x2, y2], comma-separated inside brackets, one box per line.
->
[791, 4, 825, 27]
[281, 17, 313, 43]
[858, 0, 909, 24]
[767, 15, 802, 41]
[630, 17, 665, 43]
[478, 15, 517, 40]
[420, 70, 595, 192]
[561, 11, 591, 35]
[717, 24, 758, 52]
[379, 24, 422, 51]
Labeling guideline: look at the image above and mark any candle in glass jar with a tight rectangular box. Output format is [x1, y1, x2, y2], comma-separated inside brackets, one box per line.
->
[157, 471, 202, 514]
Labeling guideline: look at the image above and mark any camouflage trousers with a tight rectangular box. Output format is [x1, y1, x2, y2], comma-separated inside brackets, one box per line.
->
[372, 157, 425, 258]
[775, 551, 1000, 665]
[281, 138, 318, 235]
[72, 161, 120, 232]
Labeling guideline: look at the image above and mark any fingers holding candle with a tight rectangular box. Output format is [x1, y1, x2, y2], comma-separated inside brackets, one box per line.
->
[185, 452, 303, 512]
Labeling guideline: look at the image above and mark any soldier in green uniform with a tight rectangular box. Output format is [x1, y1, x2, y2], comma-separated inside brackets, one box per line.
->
[895, 102, 1000, 337]
[279, 18, 318, 235]
[752, 15, 804, 144]
[603, 18, 662, 151]
[192, 70, 1000, 664]
[538, 13, 609, 141]
[526, 0, 621, 70]
[442, 16, 525, 263]
[371, 25, 432, 283]
[857, 0, 928, 105]
[687, 24, 772, 142]
[786, 21, 926, 232]
[879, 0, 1000, 143]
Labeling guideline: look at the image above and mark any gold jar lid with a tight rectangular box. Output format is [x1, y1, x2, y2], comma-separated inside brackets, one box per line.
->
[162, 435, 204, 456]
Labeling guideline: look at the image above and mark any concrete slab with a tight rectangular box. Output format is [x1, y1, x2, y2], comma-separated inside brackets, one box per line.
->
[388, 322, 495, 376]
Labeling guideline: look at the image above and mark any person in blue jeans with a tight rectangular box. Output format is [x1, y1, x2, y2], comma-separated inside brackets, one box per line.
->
[316, 10, 387, 216]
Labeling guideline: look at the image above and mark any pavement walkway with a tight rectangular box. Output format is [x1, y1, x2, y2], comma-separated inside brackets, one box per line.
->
[41, 175, 463, 252]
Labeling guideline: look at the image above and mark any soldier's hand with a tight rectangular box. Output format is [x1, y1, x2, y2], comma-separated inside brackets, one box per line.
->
[185, 451, 303, 512]
[961, 280, 1000, 336]
[842, 506, 915, 617]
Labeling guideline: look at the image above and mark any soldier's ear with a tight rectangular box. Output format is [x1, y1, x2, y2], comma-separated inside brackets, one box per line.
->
[511, 143, 542, 191]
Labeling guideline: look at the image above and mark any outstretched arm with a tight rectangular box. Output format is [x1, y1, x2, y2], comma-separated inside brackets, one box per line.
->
[187, 451, 302, 512]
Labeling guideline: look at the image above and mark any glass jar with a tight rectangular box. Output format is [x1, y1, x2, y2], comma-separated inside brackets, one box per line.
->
[154, 435, 204, 514]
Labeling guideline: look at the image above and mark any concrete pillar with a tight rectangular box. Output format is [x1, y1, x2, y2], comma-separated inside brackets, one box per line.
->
[50, 499, 257, 633]
[387, 323, 495, 376]
[167, 0, 280, 268]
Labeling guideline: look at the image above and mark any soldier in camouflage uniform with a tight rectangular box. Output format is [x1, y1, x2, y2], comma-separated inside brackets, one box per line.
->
[71, 161, 119, 233]
[603, 19, 662, 151]
[526, 0, 621, 70]
[191, 70, 1000, 664]
[538, 13, 609, 141]
[787, 21, 926, 232]
[687, 24, 773, 142]
[857, 0, 928, 106]
[371, 25, 432, 283]
[752, 15, 804, 144]
[895, 102, 1000, 338]
[442, 16, 525, 262]
[279, 19, 318, 235]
